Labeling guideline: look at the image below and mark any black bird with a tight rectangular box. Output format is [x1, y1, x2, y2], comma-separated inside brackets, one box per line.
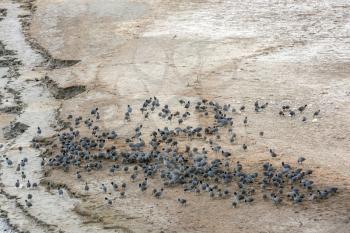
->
[177, 198, 187, 206]
[25, 200, 32, 208]
[313, 110, 320, 117]
[269, 149, 277, 157]
[298, 105, 307, 112]
[243, 117, 248, 126]
[298, 157, 306, 165]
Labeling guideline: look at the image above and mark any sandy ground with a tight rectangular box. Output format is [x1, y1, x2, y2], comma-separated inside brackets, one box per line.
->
[0, 0, 350, 232]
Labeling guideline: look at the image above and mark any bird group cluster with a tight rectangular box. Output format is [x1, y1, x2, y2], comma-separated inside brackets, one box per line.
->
[6, 96, 337, 209]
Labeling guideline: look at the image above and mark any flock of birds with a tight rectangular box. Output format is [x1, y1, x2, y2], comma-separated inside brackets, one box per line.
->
[3, 97, 338, 209]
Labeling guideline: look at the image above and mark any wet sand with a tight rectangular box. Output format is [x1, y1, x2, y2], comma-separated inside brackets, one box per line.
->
[0, 0, 350, 233]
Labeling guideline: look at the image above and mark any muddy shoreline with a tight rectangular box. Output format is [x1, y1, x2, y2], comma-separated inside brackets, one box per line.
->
[0, 0, 350, 233]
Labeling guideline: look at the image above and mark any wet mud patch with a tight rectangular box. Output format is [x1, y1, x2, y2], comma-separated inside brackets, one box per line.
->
[15, 3, 81, 70]
[43, 76, 86, 99]
[0, 41, 16, 56]
[0, 57, 22, 68]
[0, 40, 21, 80]
[0, 106, 23, 114]
[0, 190, 57, 232]
[0, 87, 25, 114]
[2, 121, 29, 139]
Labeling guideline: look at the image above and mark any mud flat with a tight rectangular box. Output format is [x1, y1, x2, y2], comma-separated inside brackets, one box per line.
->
[0, 0, 350, 233]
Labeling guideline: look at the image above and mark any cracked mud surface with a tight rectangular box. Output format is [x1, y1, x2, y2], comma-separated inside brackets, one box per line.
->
[0, 0, 350, 233]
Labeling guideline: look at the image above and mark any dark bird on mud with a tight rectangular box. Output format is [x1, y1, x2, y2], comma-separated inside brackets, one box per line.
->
[111, 182, 118, 191]
[21, 171, 26, 180]
[84, 182, 89, 192]
[37, 127, 42, 135]
[313, 110, 320, 117]
[232, 201, 238, 208]
[15, 180, 20, 188]
[58, 187, 64, 196]
[298, 104, 307, 112]
[76, 171, 81, 179]
[298, 157, 306, 165]
[178, 198, 187, 206]
[101, 184, 107, 193]
[242, 144, 247, 151]
[25, 200, 32, 208]
[243, 117, 248, 126]
[269, 149, 277, 157]
[271, 194, 282, 205]
[5, 157, 13, 166]
[105, 197, 113, 205]
[153, 188, 164, 198]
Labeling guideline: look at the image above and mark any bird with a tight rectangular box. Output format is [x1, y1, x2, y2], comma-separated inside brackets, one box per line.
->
[243, 117, 248, 126]
[298, 157, 306, 165]
[101, 184, 107, 193]
[21, 172, 26, 180]
[58, 187, 64, 196]
[25, 200, 32, 208]
[105, 197, 113, 205]
[177, 198, 187, 206]
[127, 105, 133, 113]
[298, 105, 307, 112]
[313, 110, 320, 117]
[84, 183, 89, 192]
[5, 157, 13, 167]
[269, 149, 277, 157]
[15, 180, 20, 188]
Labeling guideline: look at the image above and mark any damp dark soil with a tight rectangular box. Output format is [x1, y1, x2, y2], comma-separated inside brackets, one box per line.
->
[2, 121, 29, 139]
